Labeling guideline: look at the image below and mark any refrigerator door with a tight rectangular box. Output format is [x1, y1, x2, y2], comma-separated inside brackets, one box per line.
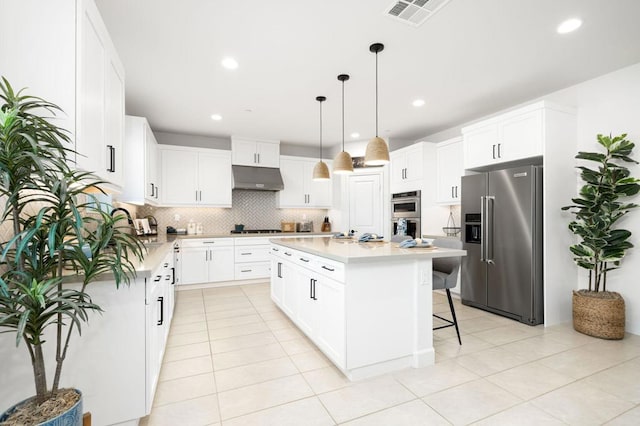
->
[461, 174, 487, 307]
[486, 166, 536, 320]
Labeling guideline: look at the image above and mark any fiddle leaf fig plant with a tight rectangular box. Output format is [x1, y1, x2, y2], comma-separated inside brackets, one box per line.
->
[0, 76, 144, 414]
[561, 133, 640, 292]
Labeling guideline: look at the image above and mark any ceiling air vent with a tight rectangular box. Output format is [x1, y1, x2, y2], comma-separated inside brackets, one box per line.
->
[385, 0, 452, 27]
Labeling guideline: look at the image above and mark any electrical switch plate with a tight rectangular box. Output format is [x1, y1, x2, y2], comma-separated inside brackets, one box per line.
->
[174, 214, 180, 221]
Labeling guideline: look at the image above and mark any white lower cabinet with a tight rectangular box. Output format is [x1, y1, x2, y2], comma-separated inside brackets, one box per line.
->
[179, 239, 234, 285]
[270, 246, 346, 368]
[234, 237, 271, 280]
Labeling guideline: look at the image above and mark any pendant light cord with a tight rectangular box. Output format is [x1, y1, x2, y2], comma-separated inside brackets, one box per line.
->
[319, 100, 323, 161]
[375, 51, 379, 138]
[341, 79, 345, 151]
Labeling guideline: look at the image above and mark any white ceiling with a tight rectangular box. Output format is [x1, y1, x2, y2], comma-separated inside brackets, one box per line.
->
[96, 0, 640, 148]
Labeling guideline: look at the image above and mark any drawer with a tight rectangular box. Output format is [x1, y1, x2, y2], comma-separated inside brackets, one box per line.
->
[180, 238, 234, 248]
[235, 237, 271, 246]
[235, 262, 271, 280]
[313, 257, 345, 283]
[235, 245, 271, 262]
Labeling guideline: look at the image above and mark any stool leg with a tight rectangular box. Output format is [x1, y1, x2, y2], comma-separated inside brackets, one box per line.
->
[446, 289, 461, 345]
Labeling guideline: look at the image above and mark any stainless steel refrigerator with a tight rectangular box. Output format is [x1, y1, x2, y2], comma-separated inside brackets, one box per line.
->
[461, 165, 543, 325]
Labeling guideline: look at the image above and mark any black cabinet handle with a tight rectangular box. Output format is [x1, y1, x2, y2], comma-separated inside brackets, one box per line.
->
[312, 279, 317, 300]
[497, 143, 501, 158]
[241, 269, 252, 273]
[171, 267, 175, 285]
[107, 145, 115, 172]
[272, 247, 279, 252]
[157, 296, 164, 326]
[154, 275, 161, 282]
[451, 186, 454, 198]
[492, 144, 496, 159]
[284, 252, 292, 256]
[241, 252, 252, 255]
[321, 265, 334, 272]
[309, 278, 313, 299]
[151, 183, 155, 197]
[277, 262, 282, 278]
[300, 257, 309, 263]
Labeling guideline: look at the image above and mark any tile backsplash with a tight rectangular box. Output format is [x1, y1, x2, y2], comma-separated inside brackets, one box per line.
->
[137, 190, 328, 234]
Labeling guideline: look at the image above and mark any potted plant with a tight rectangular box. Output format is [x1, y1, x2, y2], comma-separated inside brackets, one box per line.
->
[562, 133, 639, 339]
[0, 78, 144, 425]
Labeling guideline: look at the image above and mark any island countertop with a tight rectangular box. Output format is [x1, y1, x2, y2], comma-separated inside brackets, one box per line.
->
[270, 237, 466, 263]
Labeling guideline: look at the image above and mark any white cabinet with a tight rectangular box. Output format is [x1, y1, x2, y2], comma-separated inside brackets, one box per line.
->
[278, 156, 333, 208]
[463, 103, 548, 170]
[234, 237, 271, 280]
[232, 137, 280, 168]
[270, 246, 346, 368]
[179, 239, 234, 285]
[390, 143, 427, 193]
[436, 138, 463, 204]
[120, 116, 160, 205]
[1, 0, 125, 190]
[160, 146, 232, 207]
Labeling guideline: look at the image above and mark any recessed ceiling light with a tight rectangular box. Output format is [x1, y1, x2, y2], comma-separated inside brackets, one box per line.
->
[221, 57, 238, 69]
[210, 114, 222, 121]
[412, 99, 426, 107]
[557, 18, 582, 34]
[351, 132, 360, 138]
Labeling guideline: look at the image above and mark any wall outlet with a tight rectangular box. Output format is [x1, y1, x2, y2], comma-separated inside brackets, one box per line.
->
[174, 214, 181, 222]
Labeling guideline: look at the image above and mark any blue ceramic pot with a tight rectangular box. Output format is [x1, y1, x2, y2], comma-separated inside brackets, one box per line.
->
[0, 389, 82, 426]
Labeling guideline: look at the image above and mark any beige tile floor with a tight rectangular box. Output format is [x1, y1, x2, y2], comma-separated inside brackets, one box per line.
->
[140, 283, 640, 426]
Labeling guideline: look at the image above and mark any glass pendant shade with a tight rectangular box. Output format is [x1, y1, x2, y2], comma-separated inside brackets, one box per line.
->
[313, 160, 330, 181]
[333, 150, 354, 174]
[364, 43, 390, 166]
[364, 136, 390, 166]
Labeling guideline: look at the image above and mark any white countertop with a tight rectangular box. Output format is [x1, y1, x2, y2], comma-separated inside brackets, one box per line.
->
[270, 237, 466, 264]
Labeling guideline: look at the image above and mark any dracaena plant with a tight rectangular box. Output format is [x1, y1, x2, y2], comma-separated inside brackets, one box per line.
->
[0, 77, 144, 406]
[561, 133, 640, 292]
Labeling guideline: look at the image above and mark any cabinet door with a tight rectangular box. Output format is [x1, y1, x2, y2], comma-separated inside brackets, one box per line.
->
[179, 247, 209, 285]
[305, 160, 332, 207]
[104, 55, 125, 188]
[76, 0, 106, 176]
[278, 158, 306, 207]
[270, 258, 284, 306]
[436, 140, 463, 203]
[145, 128, 160, 204]
[231, 139, 257, 166]
[464, 124, 499, 169]
[403, 145, 424, 185]
[209, 247, 235, 282]
[198, 153, 232, 206]
[296, 269, 316, 337]
[315, 276, 346, 367]
[281, 258, 299, 319]
[161, 149, 199, 204]
[256, 142, 280, 167]
[389, 150, 406, 193]
[499, 109, 543, 162]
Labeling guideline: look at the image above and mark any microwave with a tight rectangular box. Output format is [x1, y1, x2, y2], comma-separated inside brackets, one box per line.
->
[391, 190, 421, 218]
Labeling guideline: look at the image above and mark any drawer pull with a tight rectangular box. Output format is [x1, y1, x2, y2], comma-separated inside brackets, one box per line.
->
[240, 252, 252, 255]
[241, 269, 252, 273]
[300, 258, 310, 263]
[272, 247, 279, 252]
[321, 265, 335, 272]
[203, 241, 216, 244]
[154, 276, 162, 282]
[284, 252, 292, 256]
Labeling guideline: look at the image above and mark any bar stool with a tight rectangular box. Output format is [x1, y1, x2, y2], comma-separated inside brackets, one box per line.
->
[432, 238, 463, 345]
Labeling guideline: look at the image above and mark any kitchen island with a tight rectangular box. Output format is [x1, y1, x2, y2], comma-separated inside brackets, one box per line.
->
[269, 237, 466, 380]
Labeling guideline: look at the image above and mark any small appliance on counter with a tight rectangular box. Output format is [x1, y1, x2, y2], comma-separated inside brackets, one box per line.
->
[281, 221, 295, 232]
[321, 217, 331, 232]
[296, 221, 313, 232]
[167, 226, 187, 234]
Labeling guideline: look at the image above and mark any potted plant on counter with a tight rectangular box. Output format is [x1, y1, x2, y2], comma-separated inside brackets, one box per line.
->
[562, 133, 639, 339]
[0, 78, 144, 425]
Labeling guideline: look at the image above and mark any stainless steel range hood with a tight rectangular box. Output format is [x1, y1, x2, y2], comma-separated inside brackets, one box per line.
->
[232, 165, 284, 191]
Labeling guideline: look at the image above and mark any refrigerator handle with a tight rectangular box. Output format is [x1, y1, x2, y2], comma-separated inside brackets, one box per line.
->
[486, 196, 495, 264]
[480, 196, 486, 262]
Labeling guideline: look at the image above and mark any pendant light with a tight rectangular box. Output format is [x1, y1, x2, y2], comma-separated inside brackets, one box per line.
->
[364, 43, 390, 166]
[333, 74, 354, 174]
[312, 96, 330, 181]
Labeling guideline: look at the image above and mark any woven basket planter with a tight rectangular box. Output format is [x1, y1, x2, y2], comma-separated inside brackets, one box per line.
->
[573, 290, 625, 340]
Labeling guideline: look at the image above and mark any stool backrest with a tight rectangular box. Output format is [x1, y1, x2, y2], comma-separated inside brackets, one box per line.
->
[433, 239, 463, 286]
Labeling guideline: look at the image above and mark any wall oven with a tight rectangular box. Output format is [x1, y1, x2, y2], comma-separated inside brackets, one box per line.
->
[391, 191, 421, 218]
[391, 191, 421, 238]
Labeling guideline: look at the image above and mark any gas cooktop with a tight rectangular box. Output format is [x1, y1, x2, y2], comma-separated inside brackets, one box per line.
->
[230, 229, 281, 234]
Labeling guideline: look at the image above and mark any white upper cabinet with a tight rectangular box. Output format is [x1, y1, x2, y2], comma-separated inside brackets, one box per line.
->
[1, 0, 125, 191]
[231, 137, 280, 168]
[390, 143, 426, 193]
[277, 156, 332, 208]
[436, 137, 463, 204]
[120, 116, 160, 205]
[160, 146, 232, 207]
[462, 102, 562, 170]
